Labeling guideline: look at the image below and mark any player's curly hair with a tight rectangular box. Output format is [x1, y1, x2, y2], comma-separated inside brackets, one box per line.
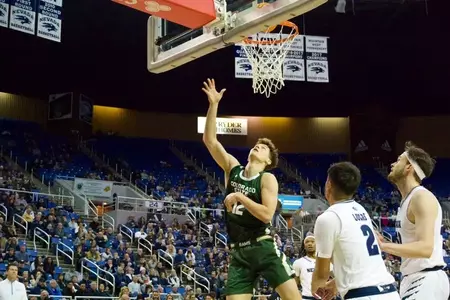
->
[256, 137, 279, 171]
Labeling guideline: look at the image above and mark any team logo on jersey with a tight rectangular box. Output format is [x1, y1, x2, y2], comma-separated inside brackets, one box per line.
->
[395, 220, 401, 228]
[307, 268, 315, 272]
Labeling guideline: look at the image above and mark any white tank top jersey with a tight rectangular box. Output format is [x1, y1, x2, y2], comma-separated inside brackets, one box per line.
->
[326, 200, 395, 295]
[293, 256, 334, 297]
[395, 186, 446, 275]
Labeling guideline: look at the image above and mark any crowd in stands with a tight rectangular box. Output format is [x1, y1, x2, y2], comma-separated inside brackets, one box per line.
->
[0, 122, 450, 300]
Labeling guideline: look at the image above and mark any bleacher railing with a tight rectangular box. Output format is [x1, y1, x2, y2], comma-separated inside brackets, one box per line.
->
[276, 215, 288, 230]
[13, 213, 28, 236]
[180, 264, 210, 293]
[56, 241, 74, 266]
[0, 204, 7, 221]
[0, 187, 75, 208]
[371, 218, 393, 243]
[34, 227, 50, 253]
[291, 227, 302, 241]
[190, 207, 224, 220]
[186, 208, 196, 223]
[215, 231, 227, 248]
[102, 212, 115, 230]
[120, 224, 134, 244]
[200, 222, 211, 237]
[81, 258, 116, 295]
[158, 249, 174, 269]
[137, 237, 153, 254]
[117, 196, 188, 214]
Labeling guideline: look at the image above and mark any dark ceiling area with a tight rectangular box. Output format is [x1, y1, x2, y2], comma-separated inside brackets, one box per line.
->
[0, 0, 448, 117]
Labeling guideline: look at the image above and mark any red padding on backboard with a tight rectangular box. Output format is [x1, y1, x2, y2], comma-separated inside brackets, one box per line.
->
[112, 0, 217, 29]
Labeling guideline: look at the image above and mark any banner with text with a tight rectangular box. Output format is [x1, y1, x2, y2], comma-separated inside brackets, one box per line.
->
[79, 94, 93, 125]
[197, 117, 248, 135]
[9, 0, 36, 35]
[278, 194, 303, 211]
[235, 35, 327, 83]
[0, 0, 10, 28]
[305, 36, 329, 83]
[48, 92, 72, 120]
[74, 178, 113, 198]
[37, 0, 62, 42]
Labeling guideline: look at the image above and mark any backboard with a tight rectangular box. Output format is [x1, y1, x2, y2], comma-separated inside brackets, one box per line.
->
[147, 0, 328, 74]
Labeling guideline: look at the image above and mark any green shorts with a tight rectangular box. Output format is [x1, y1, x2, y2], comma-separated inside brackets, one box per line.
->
[226, 238, 295, 295]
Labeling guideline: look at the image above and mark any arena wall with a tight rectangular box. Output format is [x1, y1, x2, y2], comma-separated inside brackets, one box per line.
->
[396, 116, 450, 158]
[0, 92, 47, 125]
[93, 105, 351, 153]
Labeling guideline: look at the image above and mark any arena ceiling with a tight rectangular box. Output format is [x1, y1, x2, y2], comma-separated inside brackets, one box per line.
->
[0, 0, 448, 117]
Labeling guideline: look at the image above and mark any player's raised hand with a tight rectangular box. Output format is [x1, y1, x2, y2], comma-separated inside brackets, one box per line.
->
[202, 78, 226, 104]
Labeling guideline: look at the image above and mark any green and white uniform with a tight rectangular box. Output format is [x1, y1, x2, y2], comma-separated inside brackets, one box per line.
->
[225, 165, 295, 295]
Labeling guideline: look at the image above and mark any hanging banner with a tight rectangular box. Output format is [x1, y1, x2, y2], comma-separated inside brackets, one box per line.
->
[48, 92, 72, 120]
[235, 35, 328, 83]
[305, 36, 329, 83]
[37, 0, 62, 42]
[79, 94, 93, 125]
[0, 0, 10, 28]
[234, 42, 253, 79]
[9, 0, 36, 35]
[74, 178, 113, 198]
[283, 35, 305, 82]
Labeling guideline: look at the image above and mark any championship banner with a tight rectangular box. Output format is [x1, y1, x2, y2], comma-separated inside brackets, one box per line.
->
[305, 36, 329, 83]
[0, 0, 10, 28]
[79, 94, 93, 125]
[234, 40, 253, 79]
[235, 35, 327, 83]
[37, 0, 62, 42]
[9, 0, 36, 35]
[48, 92, 72, 120]
[278, 194, 303, 211]
[197, 117, 248, 135]
[283, 35, 305, 81]
[74, 178, 113, 198]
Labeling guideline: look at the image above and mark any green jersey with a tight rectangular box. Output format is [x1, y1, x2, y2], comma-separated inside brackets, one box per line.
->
[225, 165, 271, 243]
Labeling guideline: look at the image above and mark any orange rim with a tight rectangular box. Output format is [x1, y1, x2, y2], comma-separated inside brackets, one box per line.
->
[243, 21, 299, 45]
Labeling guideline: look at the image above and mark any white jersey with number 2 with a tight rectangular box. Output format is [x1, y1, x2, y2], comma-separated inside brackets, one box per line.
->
[314, 200, 395, 297]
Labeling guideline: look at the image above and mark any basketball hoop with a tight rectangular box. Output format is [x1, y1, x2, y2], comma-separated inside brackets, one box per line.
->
[241, 20, 299, 98]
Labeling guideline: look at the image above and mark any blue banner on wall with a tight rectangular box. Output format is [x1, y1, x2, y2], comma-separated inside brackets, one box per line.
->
[37, 0, 62, 42]
[9, 0, 37, 35]
[0, 0, 10, 28]
[278, 194, 303, 211]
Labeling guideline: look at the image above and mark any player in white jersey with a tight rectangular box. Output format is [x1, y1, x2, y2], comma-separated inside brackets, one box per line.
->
[311, 162, 400, 300]
[376, 141, 449, 300]
[293, 235, 334, 300]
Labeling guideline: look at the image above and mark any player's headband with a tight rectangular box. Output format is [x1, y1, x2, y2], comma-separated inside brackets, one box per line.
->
[403, 151, 426, 180]
[304, 236, 315, 244]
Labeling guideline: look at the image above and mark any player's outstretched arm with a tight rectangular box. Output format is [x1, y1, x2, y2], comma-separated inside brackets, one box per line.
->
[201, 78, 239, 175]
[378, 189, 437, 258]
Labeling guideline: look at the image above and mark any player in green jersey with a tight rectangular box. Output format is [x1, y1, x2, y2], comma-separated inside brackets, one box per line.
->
[201, 79, 301, 300]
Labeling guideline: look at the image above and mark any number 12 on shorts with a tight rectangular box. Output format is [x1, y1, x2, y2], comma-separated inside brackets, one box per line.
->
[360, 224, 380, 256]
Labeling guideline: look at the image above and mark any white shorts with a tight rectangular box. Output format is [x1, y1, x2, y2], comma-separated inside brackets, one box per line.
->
[347, 292, 400, 300]
[400, 270, 450, 300]
[343, 284, 401, 300]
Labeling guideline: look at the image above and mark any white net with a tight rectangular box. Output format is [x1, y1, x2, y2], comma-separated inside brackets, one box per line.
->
[241, 25, 298, 98]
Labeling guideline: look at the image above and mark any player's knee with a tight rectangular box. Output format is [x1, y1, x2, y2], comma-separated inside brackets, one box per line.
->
[275, 279, 302, 300]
